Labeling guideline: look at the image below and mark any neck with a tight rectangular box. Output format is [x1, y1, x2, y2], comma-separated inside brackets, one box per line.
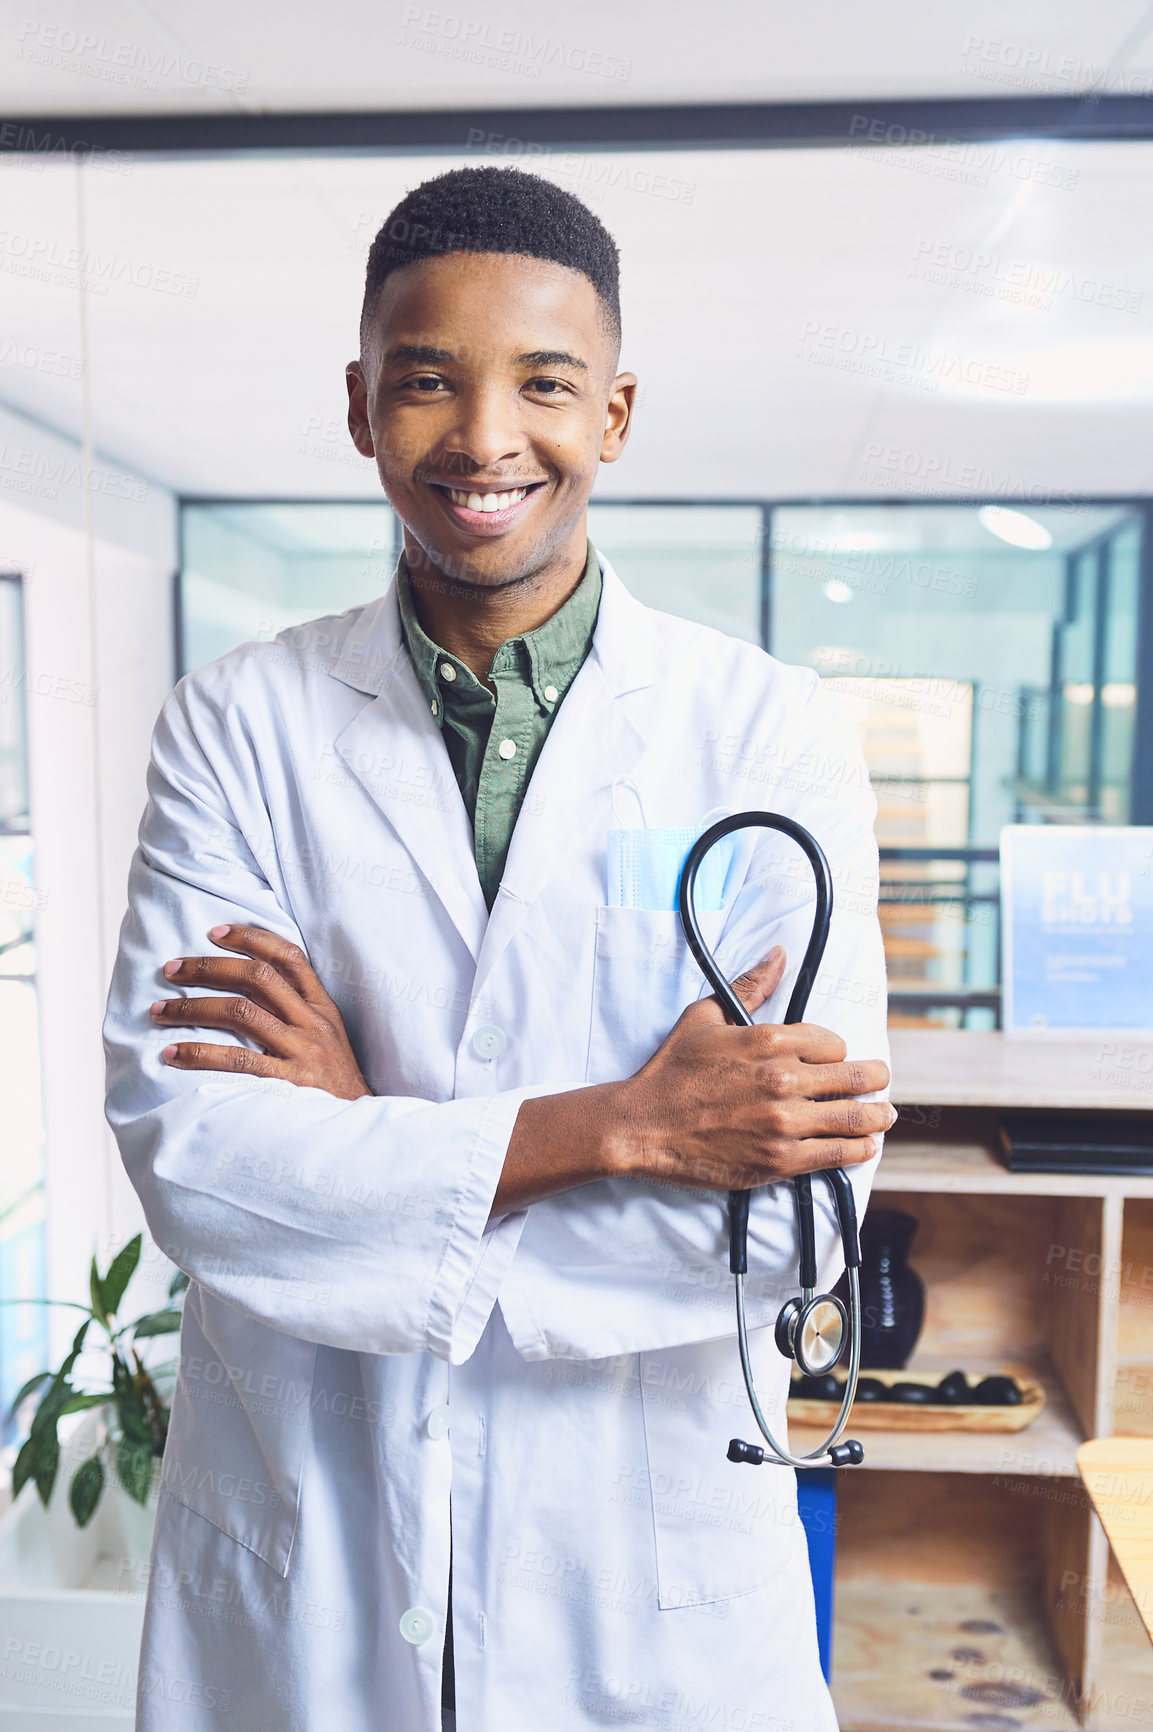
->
[402, 525, 589, 683]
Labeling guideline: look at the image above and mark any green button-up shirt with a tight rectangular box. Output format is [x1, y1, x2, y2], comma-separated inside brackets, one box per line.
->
[396, 543, 603, 910]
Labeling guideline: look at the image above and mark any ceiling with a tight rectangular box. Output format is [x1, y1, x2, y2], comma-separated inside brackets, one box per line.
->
[3, 3, 1153, 503]
[6, 0, 1153, 115]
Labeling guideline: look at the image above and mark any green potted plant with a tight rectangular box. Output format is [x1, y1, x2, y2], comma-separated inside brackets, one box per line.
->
[6, 1233, 186, 1526]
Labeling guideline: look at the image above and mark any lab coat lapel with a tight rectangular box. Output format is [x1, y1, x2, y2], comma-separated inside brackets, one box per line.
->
[329, 585, 489, 963]
[473, 561, 662, 995]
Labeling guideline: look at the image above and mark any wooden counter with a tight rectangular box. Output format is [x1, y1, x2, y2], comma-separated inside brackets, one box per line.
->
[889, 1028, 1153, 1111]
[826, 1030, 1153, 1730]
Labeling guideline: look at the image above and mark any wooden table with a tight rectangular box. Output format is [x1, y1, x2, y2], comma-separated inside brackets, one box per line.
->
[1077, 1438, 1153, 1647]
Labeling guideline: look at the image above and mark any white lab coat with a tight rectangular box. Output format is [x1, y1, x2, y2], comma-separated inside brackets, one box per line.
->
[103, 557, 888, 1732]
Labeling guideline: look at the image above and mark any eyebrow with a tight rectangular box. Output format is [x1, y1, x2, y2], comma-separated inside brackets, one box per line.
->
[516, 349, 589, 372]
[383, 343, 590, 372]
[384, 343, 456, 366]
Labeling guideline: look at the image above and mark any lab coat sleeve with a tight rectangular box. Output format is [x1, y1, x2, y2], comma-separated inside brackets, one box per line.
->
[104, 680, 540, 1364]
[497, 673, 889, 1361]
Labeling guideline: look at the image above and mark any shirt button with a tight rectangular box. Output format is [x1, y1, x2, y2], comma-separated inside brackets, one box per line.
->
[543, 684, 558, 703]
[430, 698, 438, 716]
[399, 1607, 435, 1646]
[470, 1024, 508, 1061]
[498, 738, 517, 760]
[440, 662, 456, 682]
[424, 1404, 450, 1441]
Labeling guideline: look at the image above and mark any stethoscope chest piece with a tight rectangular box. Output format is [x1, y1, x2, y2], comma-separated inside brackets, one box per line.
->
[775, 1293, 848, 1377]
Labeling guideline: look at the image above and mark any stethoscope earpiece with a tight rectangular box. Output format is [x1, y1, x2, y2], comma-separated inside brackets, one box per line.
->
[678, 812, 866, 1472]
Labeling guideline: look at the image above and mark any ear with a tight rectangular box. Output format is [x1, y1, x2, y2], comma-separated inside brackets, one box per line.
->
[600, 371, 638, 465]
[345, 362, 376, 459]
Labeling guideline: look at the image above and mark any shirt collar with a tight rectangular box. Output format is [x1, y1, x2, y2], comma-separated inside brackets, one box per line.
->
[396, 541, 603, 726]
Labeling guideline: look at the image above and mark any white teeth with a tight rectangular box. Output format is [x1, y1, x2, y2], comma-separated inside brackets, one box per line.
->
[445, 486, 530, 512]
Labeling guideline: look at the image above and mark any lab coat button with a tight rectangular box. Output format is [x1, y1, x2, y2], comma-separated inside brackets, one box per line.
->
[399, 1607, 435, 1646]
[424, 1404, 450, 1440]
[470, 1024, 507, 1060]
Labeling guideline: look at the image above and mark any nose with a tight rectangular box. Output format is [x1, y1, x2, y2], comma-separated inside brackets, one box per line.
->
[438, 380, 529, 478]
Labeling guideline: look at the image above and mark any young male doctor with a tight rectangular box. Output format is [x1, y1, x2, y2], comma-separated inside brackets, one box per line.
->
[104, 167, 893, 1731]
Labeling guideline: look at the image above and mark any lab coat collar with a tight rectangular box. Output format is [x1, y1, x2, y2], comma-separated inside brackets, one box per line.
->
[329, 556, 661, 700]
[326, 557, 663, 966]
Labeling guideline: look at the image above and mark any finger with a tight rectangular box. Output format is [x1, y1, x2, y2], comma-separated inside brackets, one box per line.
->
[788, 1059, 892, 1101]
[782, 1022, 850, 1065]
[206, 925, 331, 1006]
[161, 954, 308, 1026]
[783, 1134, 882, 1175]
[693, 946, 787, 1025]
[150, 994, 296, 1058]
[784, 1099, 897, 1141]
[162, 1041, 287, 1079]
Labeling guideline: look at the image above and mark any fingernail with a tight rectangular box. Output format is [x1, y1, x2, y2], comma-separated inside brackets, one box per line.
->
[163, 959, 182, 978]
[887, 1105, 899, 1127]
[162, 1044, 177, 1061]
[209, 924, 230, 940]
[150, 1000, 166, 1017]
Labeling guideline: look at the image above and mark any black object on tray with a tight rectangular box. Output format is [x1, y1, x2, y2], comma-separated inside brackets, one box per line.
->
[1000, 1111, 1153, 1176]
[791, 1369, 1024, 1407]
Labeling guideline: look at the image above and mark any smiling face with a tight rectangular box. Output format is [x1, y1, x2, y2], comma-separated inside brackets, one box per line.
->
[346, 251, 635, 598]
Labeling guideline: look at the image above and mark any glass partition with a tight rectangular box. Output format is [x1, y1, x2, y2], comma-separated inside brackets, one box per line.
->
[770, 502, 1143, 1026]
[0, 575, 47, 1441]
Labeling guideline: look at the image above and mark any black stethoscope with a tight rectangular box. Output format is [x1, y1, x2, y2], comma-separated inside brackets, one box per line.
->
[678, 813, 865, 1471]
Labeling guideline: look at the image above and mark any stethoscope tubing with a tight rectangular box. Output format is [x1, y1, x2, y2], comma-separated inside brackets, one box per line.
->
[677, 812, 863, 1469]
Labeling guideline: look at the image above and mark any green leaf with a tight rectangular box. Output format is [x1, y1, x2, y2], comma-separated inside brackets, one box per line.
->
[30, 1377, 74, 1442]
[116, 1435, 154, 1506]
[99, 1235, 142, 1318]
[12, 1431, 46, 1500]
[69, 1455, 104, 1528]
[4, 1369, 52, 1423]
[168, 1268, 190, 1301]
[116, 1398, 153, 1446]
[133, 1309, 183, 1340]
[58, 1391, 113, 1417]
[89, 1254, 108, 1327]
[32, 1431, 59, 1508]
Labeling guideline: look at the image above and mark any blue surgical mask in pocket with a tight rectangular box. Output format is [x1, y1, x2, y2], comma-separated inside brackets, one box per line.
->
[606, 826, 737, 913]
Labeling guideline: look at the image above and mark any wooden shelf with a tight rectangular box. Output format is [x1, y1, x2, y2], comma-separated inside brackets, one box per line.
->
[820, 1031, 1153, 1720]
[832, 1580, 1080, 1731]
[880, 1115, 1153, 1199]
[791, 1355, 1085, 1476]
[889, 1029, 1153, 1112]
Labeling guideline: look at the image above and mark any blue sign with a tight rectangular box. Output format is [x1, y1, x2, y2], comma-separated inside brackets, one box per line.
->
[1002, 826, 1153, 1033]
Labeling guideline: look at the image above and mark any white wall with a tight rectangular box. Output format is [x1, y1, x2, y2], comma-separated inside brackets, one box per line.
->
[0, 402, 177, 1345]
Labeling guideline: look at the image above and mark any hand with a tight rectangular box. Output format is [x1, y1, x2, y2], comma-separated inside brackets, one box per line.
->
[610, 944, 894, 1191]
[150, 925, 372, 1101]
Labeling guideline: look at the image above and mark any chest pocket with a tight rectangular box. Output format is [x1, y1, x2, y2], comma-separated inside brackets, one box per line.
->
[585, 906, 728, 1084]
[639, 1332, 803, 1608]
[162, 1285, 317, 1577]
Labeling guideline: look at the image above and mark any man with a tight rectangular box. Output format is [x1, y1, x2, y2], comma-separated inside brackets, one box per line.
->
[104, 166, 892, 1731]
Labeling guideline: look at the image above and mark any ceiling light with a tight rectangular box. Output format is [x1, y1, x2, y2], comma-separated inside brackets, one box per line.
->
[823, 580, 855, 604]
[977, 506, 1053, 551]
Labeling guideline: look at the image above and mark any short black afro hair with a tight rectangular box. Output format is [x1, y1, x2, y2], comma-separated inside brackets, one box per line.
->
[359, 165, 621, 354]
